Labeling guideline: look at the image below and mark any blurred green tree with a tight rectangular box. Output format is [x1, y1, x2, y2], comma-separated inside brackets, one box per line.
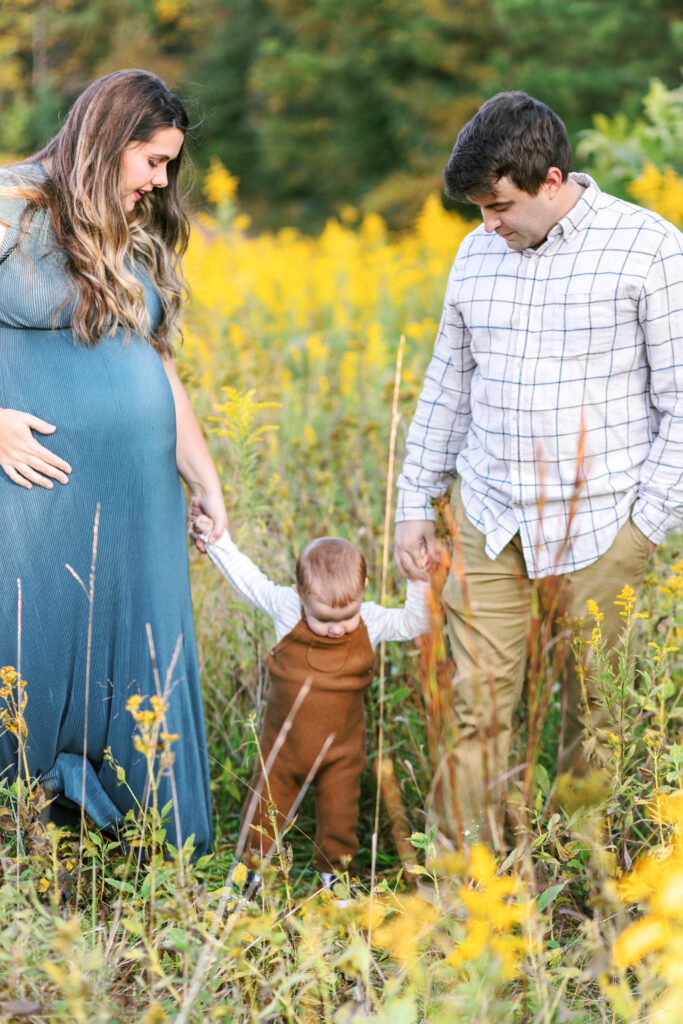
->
[181, 0, 268, 202]
[243, 0, 500, 227]
[490, 0, 683, 138]
[2, 0, 682, 230]
[0, 0, 201, 156]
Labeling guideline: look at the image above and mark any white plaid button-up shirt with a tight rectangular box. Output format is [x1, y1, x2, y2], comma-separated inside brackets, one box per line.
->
[396, 173, 683, 578]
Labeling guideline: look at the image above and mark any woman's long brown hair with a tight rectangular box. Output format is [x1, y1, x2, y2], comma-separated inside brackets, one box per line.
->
[7, 69, 191, 354]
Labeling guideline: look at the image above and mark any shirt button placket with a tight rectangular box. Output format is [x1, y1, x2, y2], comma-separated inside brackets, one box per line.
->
[518, 255, 540, 498]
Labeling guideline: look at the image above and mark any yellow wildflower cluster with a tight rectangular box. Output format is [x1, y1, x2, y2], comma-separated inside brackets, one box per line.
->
[613, 583, 648, 628]
[209, 387, 280, 447]
[153, 0, 185, 22]
[203, 157, 240, 208]
[658, 558, 683, 599]
[181, 186, 470, 426]
[368, 892, 439, 966]
[445, 845, 532, 977]
[629, 163, 683, 228]
[586, 598, 604, 648]
[609, 790, 683, 1020]
[366, 844, 532, 981]
[646, 640, 679, 666]
[0, 664, 27, 741]
[125, 693, 177, 760]
[614, 583, 636, 617]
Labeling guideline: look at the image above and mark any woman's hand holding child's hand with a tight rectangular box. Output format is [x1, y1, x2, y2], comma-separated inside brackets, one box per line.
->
[189, 496, 226, 551]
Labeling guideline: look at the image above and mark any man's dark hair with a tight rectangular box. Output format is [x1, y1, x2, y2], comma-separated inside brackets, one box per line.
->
[443, 92, 572, 202]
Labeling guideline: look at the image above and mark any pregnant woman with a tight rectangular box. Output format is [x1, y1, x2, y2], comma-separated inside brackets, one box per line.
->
[0, 70, 225, 856]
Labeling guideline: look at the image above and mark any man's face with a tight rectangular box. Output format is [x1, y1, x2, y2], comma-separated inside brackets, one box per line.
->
[468, 175, 558, 251]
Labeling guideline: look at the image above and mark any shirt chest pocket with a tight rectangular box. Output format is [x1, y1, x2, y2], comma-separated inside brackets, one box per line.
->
[543, 289, 640, 358]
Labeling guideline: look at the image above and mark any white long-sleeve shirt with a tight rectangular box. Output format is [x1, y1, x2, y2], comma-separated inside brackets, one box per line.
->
[206, 532, 431, 647]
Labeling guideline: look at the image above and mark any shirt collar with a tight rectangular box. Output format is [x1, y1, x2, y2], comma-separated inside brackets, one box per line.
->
[544, 172, 600, 245]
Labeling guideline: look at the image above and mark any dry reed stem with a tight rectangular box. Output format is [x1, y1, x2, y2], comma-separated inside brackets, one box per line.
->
[367, 333, 405, 971]
[234, 676, 313, 863]
[375, 755, 415, 872]
[15, 577, 22, 885]
[64, 502, 100, 902]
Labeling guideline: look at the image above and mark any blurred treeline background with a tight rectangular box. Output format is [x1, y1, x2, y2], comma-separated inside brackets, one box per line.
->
[3, 0, 682, 231]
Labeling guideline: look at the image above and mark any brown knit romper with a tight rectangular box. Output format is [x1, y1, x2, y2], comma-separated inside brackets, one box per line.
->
[242, 616, 375, 873]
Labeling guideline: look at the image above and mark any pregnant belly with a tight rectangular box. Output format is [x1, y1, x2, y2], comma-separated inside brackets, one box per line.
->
[0, 325, 184, 581]
[0, 326, 177, 475]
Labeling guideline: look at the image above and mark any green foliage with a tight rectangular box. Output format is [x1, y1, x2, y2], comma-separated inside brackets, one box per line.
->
[208, 387, 280, 521]
[577, 76, 683, 198]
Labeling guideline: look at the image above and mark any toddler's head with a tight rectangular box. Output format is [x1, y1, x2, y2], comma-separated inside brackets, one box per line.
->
[295, 537, 367, 637]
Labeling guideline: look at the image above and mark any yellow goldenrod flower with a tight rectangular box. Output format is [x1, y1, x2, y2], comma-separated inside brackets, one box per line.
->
[647, 790, 683, 825]
[149, 695, 168, 715]
[153, 0, 184, 22]
[616, 855, 664, 903]
[650, 866, 683, 917]
[612, 915, 671, 968]
[373, 895, 439, 965]
[446, 918, 489, 966]
[629, 162, 683, 227]
[303, 424, 317, 447]
[305, 332, 328, 362]
[142, 1004, 169, 1024]
[232, 862, 249, 888]
[203, 157, 239, 207]
[234, 213, 252, 233]
[339, 205, 358, 224]
[468, 843, 497, 884]
[618, 585, 638, 606]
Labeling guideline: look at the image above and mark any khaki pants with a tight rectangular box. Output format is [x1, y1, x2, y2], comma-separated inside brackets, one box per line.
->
[433, 484, 652, 850]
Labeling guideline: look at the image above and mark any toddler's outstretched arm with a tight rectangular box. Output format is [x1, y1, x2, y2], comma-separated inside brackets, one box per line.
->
[193, 522, 302, 640]
[361, 579, 432, 649]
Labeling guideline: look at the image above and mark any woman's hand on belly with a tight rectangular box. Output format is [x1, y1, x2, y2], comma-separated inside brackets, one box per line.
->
[0, 408, 72, 489]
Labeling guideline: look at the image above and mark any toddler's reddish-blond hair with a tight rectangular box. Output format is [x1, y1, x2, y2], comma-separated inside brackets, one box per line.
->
[295, 537, 366, 608]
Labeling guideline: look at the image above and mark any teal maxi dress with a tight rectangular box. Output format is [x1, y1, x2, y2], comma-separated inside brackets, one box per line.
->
[0, 164, 213, 856]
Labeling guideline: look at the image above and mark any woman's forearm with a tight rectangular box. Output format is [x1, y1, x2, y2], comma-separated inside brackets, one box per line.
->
[162, 357, 218, 494]
[162, 356, 227, 543]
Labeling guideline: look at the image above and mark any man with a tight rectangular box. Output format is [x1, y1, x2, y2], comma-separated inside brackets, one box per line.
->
[395, 91, 683, 850]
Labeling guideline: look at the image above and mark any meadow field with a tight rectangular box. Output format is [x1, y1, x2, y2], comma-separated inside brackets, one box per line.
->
[2, 159, 683, 1023]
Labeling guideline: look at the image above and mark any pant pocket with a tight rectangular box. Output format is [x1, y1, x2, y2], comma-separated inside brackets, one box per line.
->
[626, 517, 652, 556]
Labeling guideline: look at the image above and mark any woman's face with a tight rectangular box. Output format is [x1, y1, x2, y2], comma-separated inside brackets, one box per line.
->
[119, 126, 184, 213]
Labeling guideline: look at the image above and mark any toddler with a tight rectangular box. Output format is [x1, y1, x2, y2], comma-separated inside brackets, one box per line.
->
[196, 522, 430, 891]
